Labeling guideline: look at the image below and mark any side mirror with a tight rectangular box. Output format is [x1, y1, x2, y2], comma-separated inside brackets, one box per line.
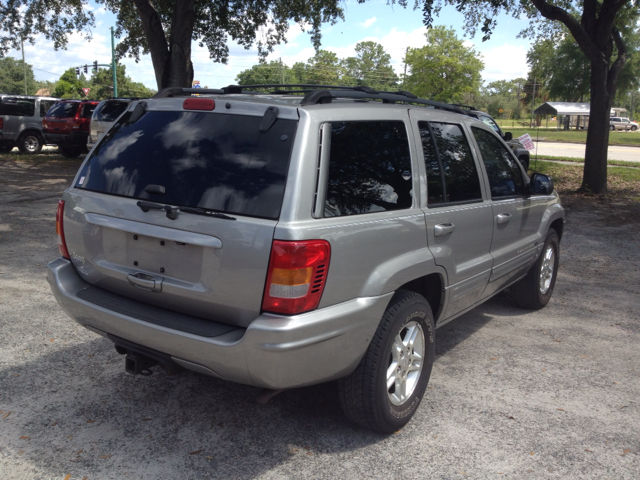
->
[504, 132, 513, 141]
[529, 173, 554, 195]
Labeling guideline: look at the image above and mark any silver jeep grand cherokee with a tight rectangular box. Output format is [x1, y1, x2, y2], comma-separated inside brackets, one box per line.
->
[48, 85, 564, 433]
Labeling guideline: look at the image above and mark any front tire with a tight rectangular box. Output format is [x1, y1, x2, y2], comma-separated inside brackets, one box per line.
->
[18, 132, 43, 154]
[511, 229, 560, 310]
[339, 290, 435, 433]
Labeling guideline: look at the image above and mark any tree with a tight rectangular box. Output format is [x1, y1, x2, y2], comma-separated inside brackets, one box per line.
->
[89, 64, 156, 99]
[414, 0, 640, 193]
[481, 79, 527, 118]
[342, 41, 399, 90]
[0, 57, 37, 94]
[528, 29, 640, 104]
[235, 60, 297, 87]
[403, 26, 484, 103]
[53, 69, 87, 99]
[0, 1, 343, 91]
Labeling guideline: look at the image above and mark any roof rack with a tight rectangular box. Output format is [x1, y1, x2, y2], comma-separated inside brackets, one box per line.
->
[153, 84, 466, 115]
[450, 103, 478, 111]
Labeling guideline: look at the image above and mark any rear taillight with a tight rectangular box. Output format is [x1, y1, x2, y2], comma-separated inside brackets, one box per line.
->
[0, 118, 3, 129]
[56, 200, 70, 259]
[262, 240, 331, 315]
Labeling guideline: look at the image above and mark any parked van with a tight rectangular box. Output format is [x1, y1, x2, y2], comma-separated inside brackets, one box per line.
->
[0, 94, 59, 153]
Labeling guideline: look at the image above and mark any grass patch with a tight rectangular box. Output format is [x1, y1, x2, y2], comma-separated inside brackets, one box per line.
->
[530, 155, 640, 168]
[499, 127, 640, 146]
[532, 161, 640, 201]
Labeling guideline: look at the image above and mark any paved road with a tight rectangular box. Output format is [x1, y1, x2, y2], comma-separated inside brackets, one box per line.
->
[533, 141, 640, 162]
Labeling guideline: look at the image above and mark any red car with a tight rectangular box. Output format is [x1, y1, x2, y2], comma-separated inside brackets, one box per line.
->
[42, 100, 99, 157]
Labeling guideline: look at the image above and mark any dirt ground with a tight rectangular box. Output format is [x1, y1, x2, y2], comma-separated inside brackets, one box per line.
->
[1, 156, 639, 480]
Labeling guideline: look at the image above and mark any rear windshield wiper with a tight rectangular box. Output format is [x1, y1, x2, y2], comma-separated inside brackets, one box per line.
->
[137, 201, 236, 221]
[179, 206, 236, 221]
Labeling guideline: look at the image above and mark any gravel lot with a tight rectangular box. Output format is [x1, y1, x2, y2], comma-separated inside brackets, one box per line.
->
[1, 157, 639, 480]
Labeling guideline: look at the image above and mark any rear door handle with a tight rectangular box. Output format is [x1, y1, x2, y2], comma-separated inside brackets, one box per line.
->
[127, 272, 163, 292]
[434, 223, 455, 237]
[496, 213, 512, 225]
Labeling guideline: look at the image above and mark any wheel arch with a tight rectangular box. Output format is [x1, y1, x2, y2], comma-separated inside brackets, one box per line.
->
[18, 128, 43, 140]
[396, 273, 445, 324]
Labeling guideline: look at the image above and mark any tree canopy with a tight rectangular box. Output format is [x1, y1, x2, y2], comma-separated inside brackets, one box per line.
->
[0, 0, 344, 90]
[410, 0, 640, 193]
[235, 42, 399, 91]
[0, 56, 37, 94]
[528, 27, 640, 104]
[403, 26, 483, 103]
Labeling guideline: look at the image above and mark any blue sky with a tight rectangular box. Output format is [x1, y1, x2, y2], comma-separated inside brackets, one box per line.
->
[11, 0, 534, 90]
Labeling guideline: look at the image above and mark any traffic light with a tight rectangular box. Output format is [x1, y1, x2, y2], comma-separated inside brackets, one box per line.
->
[84, 64, 88, 74]
[93, 60, 98, 72]
[75, 67, 80, 76]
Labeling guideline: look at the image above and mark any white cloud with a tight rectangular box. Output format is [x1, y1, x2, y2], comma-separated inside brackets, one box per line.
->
[479, 44, 529, 83]
[361, 17, 377, 28]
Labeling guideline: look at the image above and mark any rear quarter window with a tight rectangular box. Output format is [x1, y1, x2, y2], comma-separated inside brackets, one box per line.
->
[76, 110, 297, 220]
[0, 97, 35, 117]
[323, 120, 413, 217]
[94, 101, 130, 122]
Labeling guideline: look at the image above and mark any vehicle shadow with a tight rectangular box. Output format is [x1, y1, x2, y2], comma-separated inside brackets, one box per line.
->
[435, 291, 527, 359]
[1, 293, 517, 479]
[1, 335, 385, 479]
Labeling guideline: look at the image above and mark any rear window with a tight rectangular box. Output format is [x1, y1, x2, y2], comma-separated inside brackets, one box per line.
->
[76, 110, 297, 220]
[0, 97, 35, 117]
[47, 102, 79, 118]
[94, 101, 130, 122]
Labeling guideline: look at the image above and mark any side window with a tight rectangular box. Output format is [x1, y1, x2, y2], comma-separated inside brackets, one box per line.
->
[324, 121, 413, 217]
[472, 127, 525, 198]
[0, 97, 35, 117]
[419, 121, 483, 206]
[40, 100, 55, 117]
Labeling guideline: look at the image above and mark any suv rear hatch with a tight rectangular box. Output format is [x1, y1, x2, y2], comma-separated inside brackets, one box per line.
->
[63, 98, 299, 327]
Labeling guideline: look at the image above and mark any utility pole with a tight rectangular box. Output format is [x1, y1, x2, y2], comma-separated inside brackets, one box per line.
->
[530, 78, 542, 128]
[403, 47, 409, 88]
[280, 57, 284, 84]
[111, 27, 118, 97]
[21, 37, 27, 95]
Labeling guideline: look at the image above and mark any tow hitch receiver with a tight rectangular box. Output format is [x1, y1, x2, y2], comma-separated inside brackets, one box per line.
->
[125, 351, 157, 376]
[109, 334, 184, 376]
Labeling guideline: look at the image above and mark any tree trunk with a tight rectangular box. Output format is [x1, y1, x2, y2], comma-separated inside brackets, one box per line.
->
[132, 0, 195, 91]
[581, 61, 612, 194]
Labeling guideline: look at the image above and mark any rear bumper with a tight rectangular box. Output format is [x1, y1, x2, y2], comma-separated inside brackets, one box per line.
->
[43, 131, 88, 148]
[47, 257, 391, 389]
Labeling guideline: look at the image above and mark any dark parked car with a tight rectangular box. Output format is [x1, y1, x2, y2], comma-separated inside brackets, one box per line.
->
[0, 94, 59, 153]
[42, 100, 99, 157]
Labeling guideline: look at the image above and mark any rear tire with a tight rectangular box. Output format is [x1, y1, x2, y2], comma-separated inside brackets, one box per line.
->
[511, 229, 560, 310]
[339, 290, 435, 433]
[18, 132, 43, 154]
[59, 147, 82, 158]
